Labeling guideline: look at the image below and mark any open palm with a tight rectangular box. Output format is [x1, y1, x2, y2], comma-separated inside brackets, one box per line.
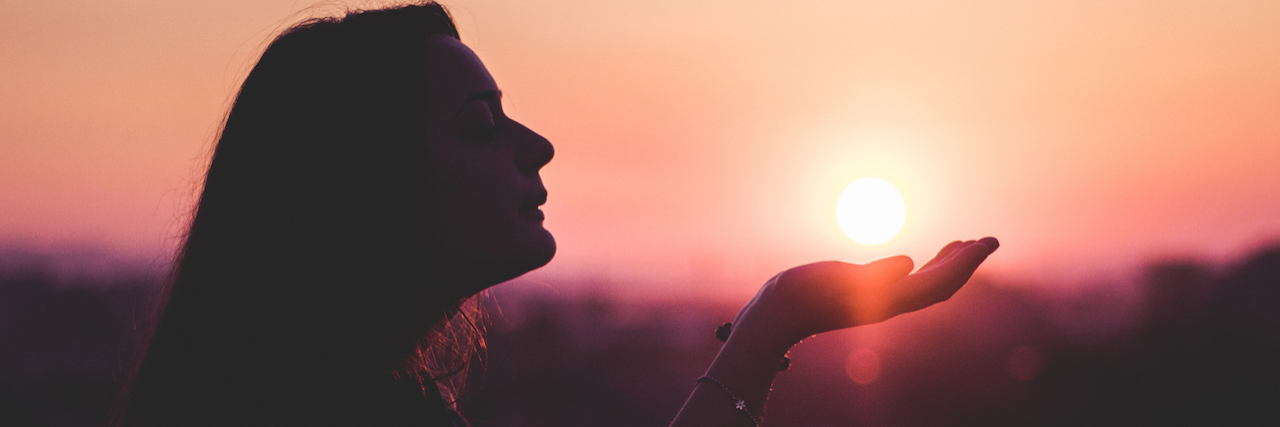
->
[728, 237, 1000, 348]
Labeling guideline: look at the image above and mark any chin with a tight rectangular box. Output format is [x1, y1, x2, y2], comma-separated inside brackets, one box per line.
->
[514, 228, 557, 274]
[463, 229, 556, 290]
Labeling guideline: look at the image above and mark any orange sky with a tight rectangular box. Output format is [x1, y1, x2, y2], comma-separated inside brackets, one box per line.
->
[2, 1, 1278, 298]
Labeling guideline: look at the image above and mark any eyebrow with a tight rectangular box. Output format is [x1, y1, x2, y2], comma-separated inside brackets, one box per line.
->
[453, 90, 502, 117]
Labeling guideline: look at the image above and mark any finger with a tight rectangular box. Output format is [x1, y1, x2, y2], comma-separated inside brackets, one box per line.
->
[919, 240, 966, 272]
[920, 237, 999, 272]
[921, 241, 993, 290]
[928, 239, 977, 271]
[977, 236, 1000, 253]
[892, 240, 996, 314]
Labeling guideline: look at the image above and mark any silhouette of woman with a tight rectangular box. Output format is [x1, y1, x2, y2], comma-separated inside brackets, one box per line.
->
[113, 3, 997, 426]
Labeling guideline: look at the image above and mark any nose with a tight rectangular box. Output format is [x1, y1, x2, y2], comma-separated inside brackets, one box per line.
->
[514, 121, 554, 175]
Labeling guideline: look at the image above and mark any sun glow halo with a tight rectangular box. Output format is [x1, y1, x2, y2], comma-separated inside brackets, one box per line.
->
[836, 178, 906, 245]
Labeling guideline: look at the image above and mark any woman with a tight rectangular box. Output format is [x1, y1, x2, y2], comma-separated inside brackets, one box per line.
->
[113, 3, 997, 426]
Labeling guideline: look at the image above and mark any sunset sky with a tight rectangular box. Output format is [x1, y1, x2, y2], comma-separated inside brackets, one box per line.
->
[2, 0, 1278, 299]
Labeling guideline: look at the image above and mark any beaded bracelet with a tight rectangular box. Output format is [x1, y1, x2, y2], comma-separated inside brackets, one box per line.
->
[696, 375, 760, 427]
[716, 322, 790, 371]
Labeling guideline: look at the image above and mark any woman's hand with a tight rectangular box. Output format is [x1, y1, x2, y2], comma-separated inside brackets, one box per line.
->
[673, 238, 998, 427]
[727, 237, 1000, 351]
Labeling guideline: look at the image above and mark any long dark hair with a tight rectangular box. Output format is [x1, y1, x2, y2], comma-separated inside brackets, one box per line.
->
[113, 3, 480, 426]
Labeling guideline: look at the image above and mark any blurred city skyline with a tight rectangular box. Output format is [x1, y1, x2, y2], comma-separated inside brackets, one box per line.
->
[2, 0, 1278, 300]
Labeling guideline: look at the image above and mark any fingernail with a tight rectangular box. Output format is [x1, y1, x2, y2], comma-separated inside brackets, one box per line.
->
[979, 237, 1000, 252]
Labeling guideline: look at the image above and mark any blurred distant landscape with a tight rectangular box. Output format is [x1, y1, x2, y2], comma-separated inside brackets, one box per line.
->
[2, 244, 1278, 426]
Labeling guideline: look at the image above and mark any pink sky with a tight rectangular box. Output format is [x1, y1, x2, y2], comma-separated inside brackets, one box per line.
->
[2, 1, 1278, 299]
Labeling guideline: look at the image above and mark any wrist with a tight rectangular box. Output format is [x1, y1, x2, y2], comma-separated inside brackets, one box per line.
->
[729, 307, 803, 356]
[713, 319, 794, 375]
[701, 321, 791, 421]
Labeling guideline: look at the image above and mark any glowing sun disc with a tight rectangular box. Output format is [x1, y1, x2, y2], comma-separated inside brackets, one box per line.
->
[836, 178, 906, 245]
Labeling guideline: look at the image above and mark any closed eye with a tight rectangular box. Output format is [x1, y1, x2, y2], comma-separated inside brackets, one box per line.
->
[453, 90, 503, 118]
[457, 99, 500, 142]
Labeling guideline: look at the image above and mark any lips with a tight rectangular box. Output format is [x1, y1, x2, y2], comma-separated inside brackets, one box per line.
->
[519, 190, 547, 220]
[519, 208, 545, 221]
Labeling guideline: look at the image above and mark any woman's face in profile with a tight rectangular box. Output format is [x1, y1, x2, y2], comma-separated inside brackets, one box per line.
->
[424, 35, 556, 287]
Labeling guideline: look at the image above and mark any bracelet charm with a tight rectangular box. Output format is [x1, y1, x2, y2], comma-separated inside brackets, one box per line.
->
[696, 375, 760, 427]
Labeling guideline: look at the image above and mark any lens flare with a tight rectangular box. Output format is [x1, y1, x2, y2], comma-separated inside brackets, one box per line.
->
[845, 348, 883, 384]
[836, 178, 906, 245]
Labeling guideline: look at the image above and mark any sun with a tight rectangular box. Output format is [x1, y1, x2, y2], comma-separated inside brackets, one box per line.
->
[836, 178, 906, 245]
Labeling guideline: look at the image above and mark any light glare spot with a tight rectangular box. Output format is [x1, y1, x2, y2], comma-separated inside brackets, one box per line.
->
[845, 348, 882, 384]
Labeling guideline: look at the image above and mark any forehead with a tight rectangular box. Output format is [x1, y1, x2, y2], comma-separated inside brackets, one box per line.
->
[425, 35, 497, 108]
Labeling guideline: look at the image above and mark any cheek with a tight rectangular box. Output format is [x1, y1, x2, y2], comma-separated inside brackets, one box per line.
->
[432, 148, 522, 240]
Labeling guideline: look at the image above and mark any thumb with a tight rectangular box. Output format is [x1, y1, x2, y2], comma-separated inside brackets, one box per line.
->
[861, 255, 914, 284]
